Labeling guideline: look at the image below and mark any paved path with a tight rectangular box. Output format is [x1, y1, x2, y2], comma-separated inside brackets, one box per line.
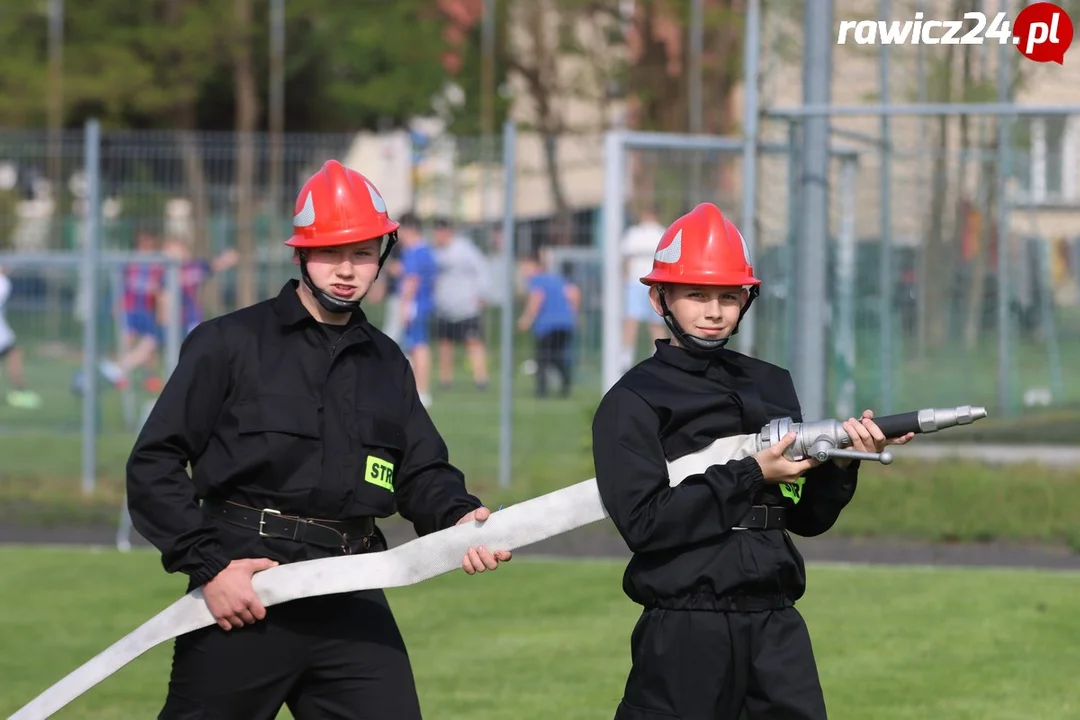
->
[3, 518, 1078, 571]
[2, 442, 1077, 570]
[901, 442, 1080, 467]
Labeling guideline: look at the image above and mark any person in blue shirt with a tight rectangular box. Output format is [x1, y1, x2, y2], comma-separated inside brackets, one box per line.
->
[396, 212, 438, 407]
[517, 247, 581, 398]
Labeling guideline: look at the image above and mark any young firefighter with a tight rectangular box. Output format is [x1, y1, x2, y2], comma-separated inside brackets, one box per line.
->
[127, 160, 511, 720]
[592, 203, 913, 720]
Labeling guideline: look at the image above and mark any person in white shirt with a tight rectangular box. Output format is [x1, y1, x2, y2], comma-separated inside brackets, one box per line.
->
[620, 207, 669, 372]
[431, 217, 491, 390]
[0, 266, 42, 409]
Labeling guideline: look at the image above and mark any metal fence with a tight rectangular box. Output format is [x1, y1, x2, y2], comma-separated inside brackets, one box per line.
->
[745, 0, 1080, 421]
[3, 0, 1080, 520]
[0, 121, 611, 509]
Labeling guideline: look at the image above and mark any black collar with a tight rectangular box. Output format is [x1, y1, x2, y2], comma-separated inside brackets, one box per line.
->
[652, 339, 750, 374]
[652, 339, 712, 372]
[272, 279, 370, 332]
[652, 340, 768, 428]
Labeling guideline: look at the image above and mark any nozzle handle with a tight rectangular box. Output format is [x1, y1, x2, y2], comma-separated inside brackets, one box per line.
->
[870, 411, 921, 439]
[865, 406, 988, 438]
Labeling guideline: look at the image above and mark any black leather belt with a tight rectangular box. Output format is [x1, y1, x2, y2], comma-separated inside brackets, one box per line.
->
[733, 505, 786, 531]
[205, 500, 376, 553]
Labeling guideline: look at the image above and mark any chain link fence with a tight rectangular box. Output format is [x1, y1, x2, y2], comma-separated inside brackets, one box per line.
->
[3, 0, 1080, 531]
[0, 121, 614, 530]
[753, 0, 1080, 423]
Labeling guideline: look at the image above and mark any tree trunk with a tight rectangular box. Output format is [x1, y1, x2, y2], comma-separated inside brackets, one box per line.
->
[963, 150, 994, 349]
[541, 131, 572, 243]
[232, 0, 259, 308]
[705, 0, 743, 202]
[920, 34, 957, 347]
[164, 0, 217, 315]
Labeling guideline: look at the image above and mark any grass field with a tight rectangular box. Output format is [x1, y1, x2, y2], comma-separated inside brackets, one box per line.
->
[3, 350, 1080, 548]
[2, 318, 1080, 547]
[1, 548, 1077, 719]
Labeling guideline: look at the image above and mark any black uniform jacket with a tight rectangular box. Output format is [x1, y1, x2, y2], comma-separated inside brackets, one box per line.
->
[592, 340, 859, 610]
[127, 280, 483, 587]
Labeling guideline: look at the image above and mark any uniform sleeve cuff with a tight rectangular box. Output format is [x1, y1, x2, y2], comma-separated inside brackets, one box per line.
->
[740, 456, 766, 502]
[189, 551, 232, 587]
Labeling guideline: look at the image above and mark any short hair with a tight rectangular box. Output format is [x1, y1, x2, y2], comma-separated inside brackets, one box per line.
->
[397, 211, 420, 229]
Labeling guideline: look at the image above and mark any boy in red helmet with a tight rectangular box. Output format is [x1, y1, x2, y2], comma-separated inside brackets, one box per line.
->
[592, 203, 913, 720]
[127, 160, 511, 720]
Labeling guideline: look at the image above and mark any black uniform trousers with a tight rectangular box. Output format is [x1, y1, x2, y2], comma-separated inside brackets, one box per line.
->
[159, 589, 422, 720]
[614, 606, 827, 720]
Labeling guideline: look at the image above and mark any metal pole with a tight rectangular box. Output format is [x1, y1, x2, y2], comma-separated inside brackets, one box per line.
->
[497, 121, 517, 490]
[766, 102, 1080, 118]
[785, 119, 800, 370]
[737, 0, 761, 357]
[995, 5, 1013, 416]
[878, 0, 893, 414]
[792, 0, 832, 421]
[269, 0, 284, 219]
[621, 132, 744, 150]
[117, 400, 154, 552]
[164, 261, 182, 376]
[836, 157, 858, 419]
[914, 0, 928, 361]
[81, 119, 101, 496]
[601, 131, 626, 394]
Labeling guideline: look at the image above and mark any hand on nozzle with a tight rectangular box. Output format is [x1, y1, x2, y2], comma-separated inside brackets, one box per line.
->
[753, 431, 820, 485]
[835, 409, 916, 468]
[845, 409, 916, 453]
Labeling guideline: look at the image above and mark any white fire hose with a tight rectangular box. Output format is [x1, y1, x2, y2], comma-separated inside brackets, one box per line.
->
[10, 405, 986, 719]
[9, 434, 759, 720]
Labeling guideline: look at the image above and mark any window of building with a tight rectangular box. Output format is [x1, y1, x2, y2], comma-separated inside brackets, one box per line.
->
[1012, 115, 1079, 204]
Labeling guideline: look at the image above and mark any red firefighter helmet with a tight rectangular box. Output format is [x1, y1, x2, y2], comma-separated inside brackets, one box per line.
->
[640, 203, 760, 288]
[285, 160, 399, 248]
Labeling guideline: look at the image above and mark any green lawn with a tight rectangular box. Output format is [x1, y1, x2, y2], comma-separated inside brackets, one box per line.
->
[3, 311, 1080, 546]
[0, 549, 1077, 719]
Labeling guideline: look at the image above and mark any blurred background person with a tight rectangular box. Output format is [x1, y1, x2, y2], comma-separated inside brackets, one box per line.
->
[160, 237, 239, 338]
[0, 265, 42, 409]
[368, 244, 405, 343]
[518, 247, 580, 398]
[396, 212, 438, 407]
[99, 231, 165, 392]
[432, 216, 491, 390]
[620, 205, 668, 373]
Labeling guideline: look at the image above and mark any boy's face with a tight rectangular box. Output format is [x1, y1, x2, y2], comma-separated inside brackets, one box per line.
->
[649, 283, 748, 342]
[293, 238, 382, 302]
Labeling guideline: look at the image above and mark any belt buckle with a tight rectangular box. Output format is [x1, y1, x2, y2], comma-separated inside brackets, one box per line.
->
[258, 508, 281, 537]
[761, 507, 769, 530]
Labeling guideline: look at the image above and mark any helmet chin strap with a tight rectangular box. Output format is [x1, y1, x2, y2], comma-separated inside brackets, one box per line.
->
[655, 285, 760, 357]
[297, 233, 398, 316]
